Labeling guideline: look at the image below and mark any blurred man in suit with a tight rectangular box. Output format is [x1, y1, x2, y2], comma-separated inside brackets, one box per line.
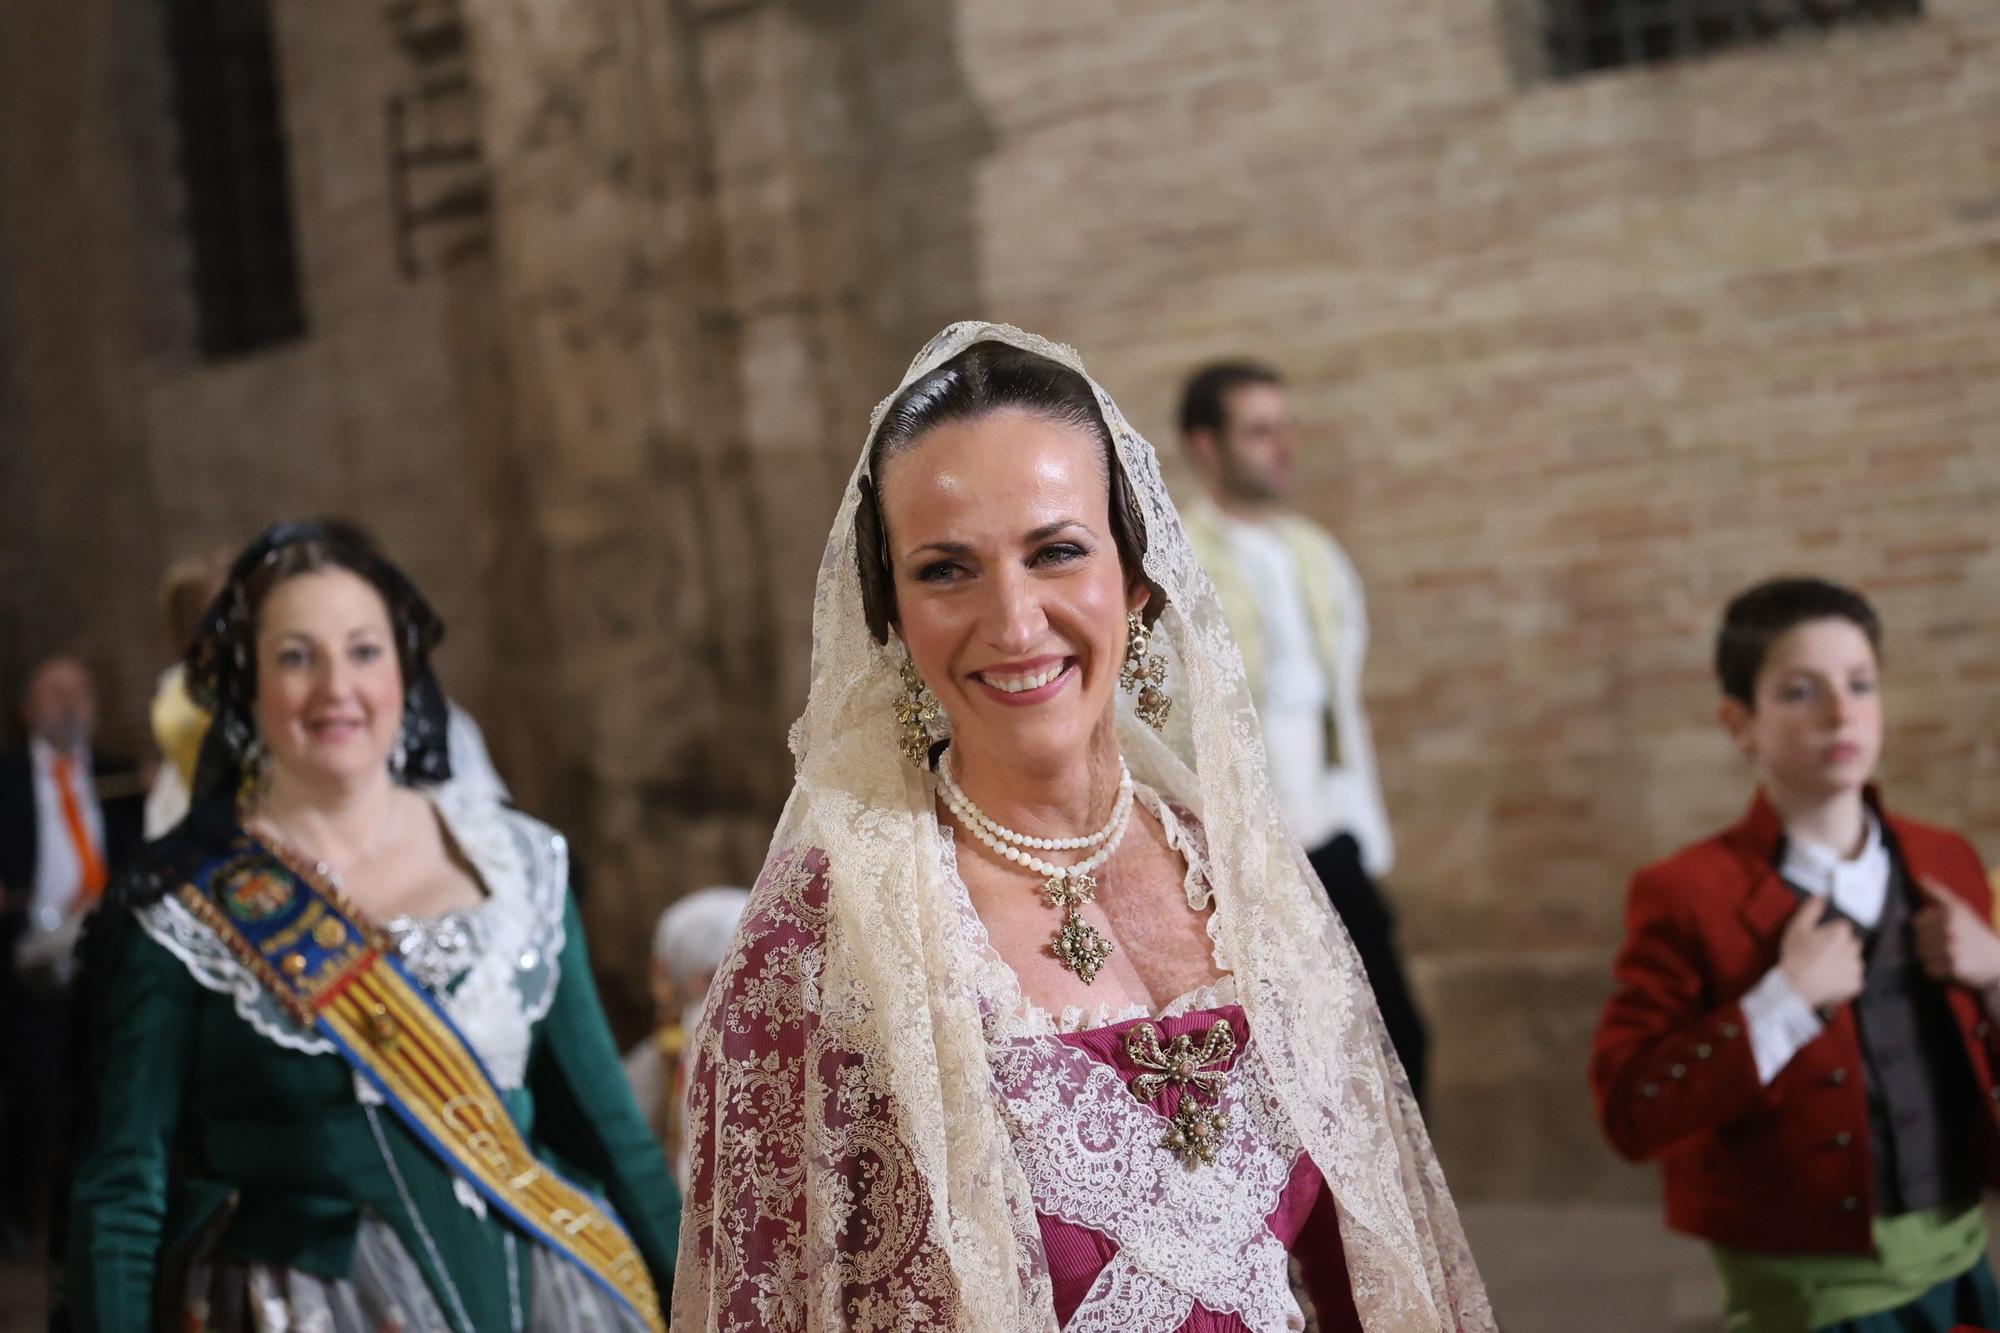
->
[0, 656, 143, 1253]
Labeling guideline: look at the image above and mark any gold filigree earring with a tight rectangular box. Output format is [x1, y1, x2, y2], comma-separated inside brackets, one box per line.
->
[895, 653, 944, 767]
[237, 736, 269, 807]
[1120, 611, 1170, 730]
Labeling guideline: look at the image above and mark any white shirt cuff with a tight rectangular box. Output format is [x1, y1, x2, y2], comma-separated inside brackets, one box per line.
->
[1741, 968, 1824, 1085]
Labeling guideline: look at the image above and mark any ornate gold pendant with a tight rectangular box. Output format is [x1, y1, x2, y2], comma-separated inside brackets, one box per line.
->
[1051, 906, 1113, 983]
[1161, 1100, 1226, 1167]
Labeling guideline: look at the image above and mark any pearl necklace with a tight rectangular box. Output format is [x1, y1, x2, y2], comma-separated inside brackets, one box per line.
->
[938, 752, 1132, 851]
[937, 747, 1132, 983]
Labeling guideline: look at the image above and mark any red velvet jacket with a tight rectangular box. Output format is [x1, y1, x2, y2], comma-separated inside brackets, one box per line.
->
[1590, 790, 2000, 1254]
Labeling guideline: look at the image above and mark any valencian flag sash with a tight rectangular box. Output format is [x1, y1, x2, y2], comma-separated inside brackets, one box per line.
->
[178, 836, 667, 1333]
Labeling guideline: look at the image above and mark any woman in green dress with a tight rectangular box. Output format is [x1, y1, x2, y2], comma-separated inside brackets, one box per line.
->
[65, 520, 679, 1332]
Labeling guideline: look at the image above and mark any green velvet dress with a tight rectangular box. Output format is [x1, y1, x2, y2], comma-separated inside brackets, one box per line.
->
[65, 787, 681, 1332]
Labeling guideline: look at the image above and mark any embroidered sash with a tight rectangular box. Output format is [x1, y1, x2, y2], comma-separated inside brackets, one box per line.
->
[178, 838, 666, 1333]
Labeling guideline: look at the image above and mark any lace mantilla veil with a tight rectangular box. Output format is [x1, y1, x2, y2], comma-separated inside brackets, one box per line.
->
[673, 322, 1493, 1331]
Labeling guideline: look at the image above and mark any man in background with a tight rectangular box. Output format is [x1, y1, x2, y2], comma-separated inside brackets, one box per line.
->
[0, 656, 143, 1253]
[1179, 361, 1429, 1104]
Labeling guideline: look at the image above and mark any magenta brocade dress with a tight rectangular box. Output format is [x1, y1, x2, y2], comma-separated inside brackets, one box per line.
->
[676, 794, 1376, 1331]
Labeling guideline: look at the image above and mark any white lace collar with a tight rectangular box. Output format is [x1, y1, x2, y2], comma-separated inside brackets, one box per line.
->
[939, 783, 1237, 1040]
[134, 787, 570, 1089]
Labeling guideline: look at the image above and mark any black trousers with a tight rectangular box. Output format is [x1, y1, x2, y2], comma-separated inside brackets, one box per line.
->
[1307, 833, 1429, 1108]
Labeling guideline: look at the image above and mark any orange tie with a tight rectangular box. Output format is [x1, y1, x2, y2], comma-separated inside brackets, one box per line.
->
[52, 753, 108, 905]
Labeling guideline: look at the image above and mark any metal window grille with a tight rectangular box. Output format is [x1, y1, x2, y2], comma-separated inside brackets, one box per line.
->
[164, 0, 306, 358]
[1541, 0, 1922, 78]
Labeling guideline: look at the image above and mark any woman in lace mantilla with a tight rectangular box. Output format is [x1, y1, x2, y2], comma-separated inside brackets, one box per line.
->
[64, 520, 680, 1332]
[673, 325, 1493, 1331]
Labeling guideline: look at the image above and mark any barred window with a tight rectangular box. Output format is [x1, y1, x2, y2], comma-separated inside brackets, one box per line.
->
[1539, 0, 1922, 79]
[165, 0, 306, 358]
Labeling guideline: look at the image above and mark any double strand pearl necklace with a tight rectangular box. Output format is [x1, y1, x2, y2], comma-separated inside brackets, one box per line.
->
[937, 747, 1133, 983]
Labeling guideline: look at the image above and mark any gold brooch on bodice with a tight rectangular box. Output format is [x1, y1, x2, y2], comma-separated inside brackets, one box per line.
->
[1125, 1019, 1237, 1167]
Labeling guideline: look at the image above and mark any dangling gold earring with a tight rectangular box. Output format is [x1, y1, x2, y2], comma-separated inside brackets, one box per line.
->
[1120, 611, 1170, 730]
[894, 653, 944, 767]
[237, 736, 269, 808]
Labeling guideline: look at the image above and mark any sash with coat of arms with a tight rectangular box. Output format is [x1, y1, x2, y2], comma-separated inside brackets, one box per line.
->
[181, 837, 667, 1333]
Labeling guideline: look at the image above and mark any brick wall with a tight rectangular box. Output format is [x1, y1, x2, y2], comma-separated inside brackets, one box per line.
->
[924, 0, 2000, 1197]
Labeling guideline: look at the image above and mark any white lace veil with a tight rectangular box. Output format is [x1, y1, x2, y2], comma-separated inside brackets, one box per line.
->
[674, 322, 1492, 1331]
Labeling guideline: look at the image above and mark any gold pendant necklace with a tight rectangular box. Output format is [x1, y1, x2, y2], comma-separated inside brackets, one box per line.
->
[938, 748, 1132, 984]
[1047, 872, 1114, 983]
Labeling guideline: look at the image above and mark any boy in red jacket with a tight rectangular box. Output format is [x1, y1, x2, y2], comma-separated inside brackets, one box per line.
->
[1592, 577, 2000, 1332]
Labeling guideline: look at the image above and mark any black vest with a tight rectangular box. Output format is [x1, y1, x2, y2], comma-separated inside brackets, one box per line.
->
[1828, 852, 1982, 1215]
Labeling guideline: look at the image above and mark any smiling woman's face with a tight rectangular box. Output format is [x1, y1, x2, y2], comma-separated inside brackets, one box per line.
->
[253, 567, 405, 791]
[879, 408, 1145, 776]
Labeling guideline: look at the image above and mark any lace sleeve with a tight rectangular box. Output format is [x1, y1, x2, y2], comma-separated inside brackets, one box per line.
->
[673, 845, 964, 1331]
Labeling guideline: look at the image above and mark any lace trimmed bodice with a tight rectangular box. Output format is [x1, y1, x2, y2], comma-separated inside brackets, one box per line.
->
[994, 1004, 1329, 1331]
[131, 784, 569, 1089]
[939, 790, 1352, 1331]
